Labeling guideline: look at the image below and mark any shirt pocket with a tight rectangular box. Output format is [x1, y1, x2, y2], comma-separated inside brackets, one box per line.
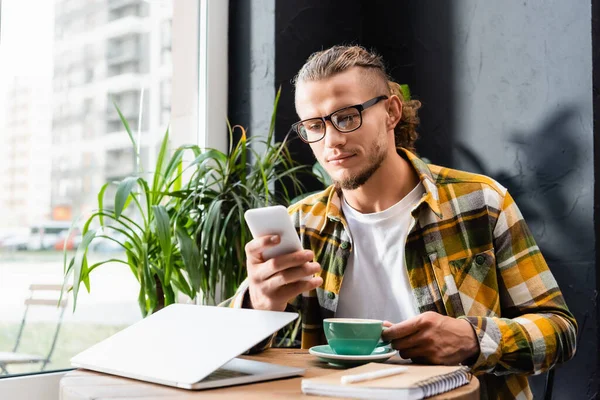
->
[430, 249, 499, 318]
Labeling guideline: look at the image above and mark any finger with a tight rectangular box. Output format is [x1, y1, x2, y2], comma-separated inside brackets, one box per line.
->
[274, 277, 322, 303]
[398, 346, 425, 361]
[245, 235, 280, 261]
[391, 332, 423, 351]
[257, 250, 315, 281]
[381, 317, 421, 341]
[270, 262, 321, 286]
[273, 249, 315, 267]
[275, 276, 323, 301]
[383, 320, 393, 328]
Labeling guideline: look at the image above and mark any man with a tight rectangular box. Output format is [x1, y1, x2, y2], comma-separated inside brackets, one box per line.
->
[222, 45, 577, 399]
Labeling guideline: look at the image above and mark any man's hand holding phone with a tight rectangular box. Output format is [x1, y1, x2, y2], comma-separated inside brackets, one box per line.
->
[244, 236, 322, 311]
[243, 206, 323, 312]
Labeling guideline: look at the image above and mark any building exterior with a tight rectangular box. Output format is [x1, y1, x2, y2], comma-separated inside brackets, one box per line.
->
[0, 77, 53, 229]
[51, 0, 172, 218]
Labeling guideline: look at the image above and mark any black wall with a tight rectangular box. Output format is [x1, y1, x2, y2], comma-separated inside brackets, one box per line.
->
[228, 0, 252, 144]
[593, 0, 600, 395]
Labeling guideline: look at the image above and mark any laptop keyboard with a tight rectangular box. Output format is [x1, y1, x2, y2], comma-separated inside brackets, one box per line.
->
[200, 368, 252, 382]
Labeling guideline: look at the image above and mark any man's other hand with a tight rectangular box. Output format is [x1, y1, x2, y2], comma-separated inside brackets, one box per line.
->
[381, 311, 480, 365]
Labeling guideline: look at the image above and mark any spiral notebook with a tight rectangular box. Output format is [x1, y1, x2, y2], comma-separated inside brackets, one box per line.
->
[301, 362, 471, 400]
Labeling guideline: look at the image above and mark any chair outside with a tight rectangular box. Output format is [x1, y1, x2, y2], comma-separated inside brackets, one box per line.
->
[0, 284, 70, 375]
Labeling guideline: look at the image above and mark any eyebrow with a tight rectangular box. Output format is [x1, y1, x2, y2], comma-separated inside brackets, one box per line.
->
[300, 102, 359, 121]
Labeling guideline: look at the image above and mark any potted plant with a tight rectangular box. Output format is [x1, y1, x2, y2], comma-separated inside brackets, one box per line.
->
[61, 104, 199, 316]
[62, 90, 307, 316]
[171, 92, 307, 305]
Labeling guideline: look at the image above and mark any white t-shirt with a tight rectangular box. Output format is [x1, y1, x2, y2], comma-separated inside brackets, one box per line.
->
[336, 183, 425, 323]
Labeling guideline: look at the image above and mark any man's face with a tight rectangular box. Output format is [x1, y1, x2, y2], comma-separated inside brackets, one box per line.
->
[294, 67, 393, 190]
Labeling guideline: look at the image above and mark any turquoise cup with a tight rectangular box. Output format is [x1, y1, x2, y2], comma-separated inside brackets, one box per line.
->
[323, 318, 387, 355]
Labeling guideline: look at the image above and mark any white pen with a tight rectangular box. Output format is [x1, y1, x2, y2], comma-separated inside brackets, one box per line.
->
[341, 366, 408, 384]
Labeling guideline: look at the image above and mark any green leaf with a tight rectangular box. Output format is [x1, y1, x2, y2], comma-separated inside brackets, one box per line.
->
[81, 210, 144, 244]
[229, 125, 247, 185]
[399, 84, 411, 101]
[152, 205, 172, 282]
[163, 285, 175, 306]
[123, 243, 139, 282]
[137, 286, 147, 318]
[115, 176, 138, 219]
[97, 182, 111, 226]
[174, 158, 183, 192]
[172, 267, 193, 299]
[113, 101, 138, 169]
[189, 148, 228, 171]
[128, 263, 138, 280]
[204, 199, 223, 303]
[312, 162, 333, 187]
[164, 145, 200, 190]
[136, 178, 152, 224]
[63, 257, 75, 283]
[82, 257, 91, 293]
[142, 248, 158, 312]
[86, 258, 130, 276]
[59, 257, 76, 307]
[61, 217, 81, 274]
[71, 230, 97, 312]
[176, 225, 202, 292]
[152, 128, 170, 203]
[267, 87, 281, 143]
[100, 226, 142, 254]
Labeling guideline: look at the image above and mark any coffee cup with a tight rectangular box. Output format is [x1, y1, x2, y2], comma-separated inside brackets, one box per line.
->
[323, 318, 389, 355]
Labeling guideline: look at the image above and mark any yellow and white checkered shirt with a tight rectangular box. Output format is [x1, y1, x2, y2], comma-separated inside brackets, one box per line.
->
[223, 148, 577, 399]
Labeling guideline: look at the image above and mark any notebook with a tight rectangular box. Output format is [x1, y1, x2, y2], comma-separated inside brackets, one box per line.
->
[301, 362, 471, 400]
[71, 304, 305, 389]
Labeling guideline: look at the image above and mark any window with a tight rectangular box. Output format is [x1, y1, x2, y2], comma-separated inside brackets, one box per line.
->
[106, 89, 149, 132]
[0, 0, 228, 383]
[160, 80, 171, 125]
[0, 0, 180, 379]
[160, 18, 172, 66]
[0, 0, 228, 384]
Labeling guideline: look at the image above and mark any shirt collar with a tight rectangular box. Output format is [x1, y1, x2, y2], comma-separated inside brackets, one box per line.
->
[320, 148, 443, 233]
[400, 148, 443, 219]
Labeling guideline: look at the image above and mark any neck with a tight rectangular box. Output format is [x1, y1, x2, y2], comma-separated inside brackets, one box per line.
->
[342, 151, 420, 213]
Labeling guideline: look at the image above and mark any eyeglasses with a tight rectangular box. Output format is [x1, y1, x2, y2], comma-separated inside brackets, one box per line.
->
[291, 95, 389, 143]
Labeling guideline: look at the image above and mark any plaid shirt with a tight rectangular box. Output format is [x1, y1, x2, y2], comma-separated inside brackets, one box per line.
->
[223, 148, 577, 399]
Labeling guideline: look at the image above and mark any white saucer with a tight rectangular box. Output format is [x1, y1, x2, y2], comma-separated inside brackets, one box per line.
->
[308, 345, 398, 367]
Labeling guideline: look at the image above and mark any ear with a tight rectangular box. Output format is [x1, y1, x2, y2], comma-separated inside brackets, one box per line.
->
[386, 95, 403, 131]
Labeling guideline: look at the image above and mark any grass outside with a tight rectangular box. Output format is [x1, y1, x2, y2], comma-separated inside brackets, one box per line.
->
[0, 322, 126, 375]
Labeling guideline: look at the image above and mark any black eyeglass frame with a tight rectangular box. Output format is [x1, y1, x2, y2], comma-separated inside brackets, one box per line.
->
[291, 95, 389, 143]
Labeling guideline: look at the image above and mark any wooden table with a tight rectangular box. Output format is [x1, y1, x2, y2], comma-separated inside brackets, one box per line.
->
[59, 349, 479, 399]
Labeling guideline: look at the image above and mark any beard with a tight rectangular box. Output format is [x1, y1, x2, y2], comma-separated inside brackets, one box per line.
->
[333, 139, 387, 191]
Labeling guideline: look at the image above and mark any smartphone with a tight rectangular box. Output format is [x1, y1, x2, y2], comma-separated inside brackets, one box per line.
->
[244, 205, 304, 261]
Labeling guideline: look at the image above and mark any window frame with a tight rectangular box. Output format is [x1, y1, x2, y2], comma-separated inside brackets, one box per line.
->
[170, 0, 228, 152]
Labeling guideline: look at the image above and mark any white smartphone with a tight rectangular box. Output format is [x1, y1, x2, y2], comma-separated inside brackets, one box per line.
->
[244, 205, 304, 261]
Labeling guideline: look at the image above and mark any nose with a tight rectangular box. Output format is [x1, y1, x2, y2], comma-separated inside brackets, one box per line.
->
[323, 121, 346, 148]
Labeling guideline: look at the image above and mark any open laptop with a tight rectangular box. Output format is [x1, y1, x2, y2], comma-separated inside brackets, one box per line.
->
[71, 304, 304, 389]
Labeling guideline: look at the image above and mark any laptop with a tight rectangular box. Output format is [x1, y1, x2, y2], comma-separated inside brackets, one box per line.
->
[71, 304, 305, 389]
